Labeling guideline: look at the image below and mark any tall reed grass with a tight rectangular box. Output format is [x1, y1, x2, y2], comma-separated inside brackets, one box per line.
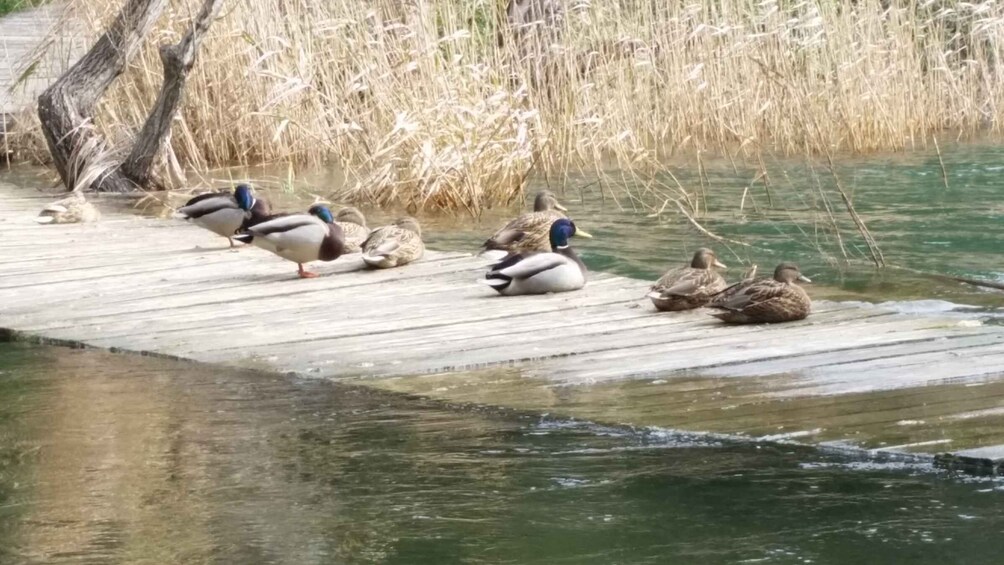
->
[19, 0, 1004, 212]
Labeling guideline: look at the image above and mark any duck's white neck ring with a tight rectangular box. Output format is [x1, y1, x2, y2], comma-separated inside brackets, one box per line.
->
[249, 197, 257, 209]
[556, 244, 570, 250]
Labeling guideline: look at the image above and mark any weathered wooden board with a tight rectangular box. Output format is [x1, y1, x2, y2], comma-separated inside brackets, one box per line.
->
[2, 182, 1004, 472]
[1, 3, 81, 114]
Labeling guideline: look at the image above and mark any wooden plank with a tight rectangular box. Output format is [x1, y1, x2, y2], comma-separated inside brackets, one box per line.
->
[0, 3, 82, 114]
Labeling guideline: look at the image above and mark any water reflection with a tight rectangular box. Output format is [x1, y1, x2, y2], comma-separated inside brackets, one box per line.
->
[2, 342, 1004, 564]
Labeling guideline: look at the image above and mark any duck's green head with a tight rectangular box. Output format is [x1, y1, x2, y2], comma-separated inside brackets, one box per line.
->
[549, 218, 592, 250]
[308, 204, 335, 224]
[234, 184, 255, 211]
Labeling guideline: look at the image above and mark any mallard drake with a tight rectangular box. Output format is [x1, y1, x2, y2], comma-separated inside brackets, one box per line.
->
[708, 262, 811, 324]
[482, 190, 570, 255]
[647, 248, 728, 311]
[481, 218, 593, 296]
[35, 191, 101, 224]
[234, 204, 345, 278]
[335, 206, 371, 253]
[361, 217, 425, 269]
[174, 183, 270, 247]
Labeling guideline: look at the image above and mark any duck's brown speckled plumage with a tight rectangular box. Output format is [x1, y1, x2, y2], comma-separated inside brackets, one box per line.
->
[35, 191, 101, 224]
[334, 206, 371, 253]
[708, 263, 811, 324]
[362, 217, 425, 268]
[647, 248, 727, 311]
[483, 190, 569, 254]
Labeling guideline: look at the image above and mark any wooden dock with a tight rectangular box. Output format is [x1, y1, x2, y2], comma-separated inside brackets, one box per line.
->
[1, 3, 81, 150]
[2, 185, 1004, 474]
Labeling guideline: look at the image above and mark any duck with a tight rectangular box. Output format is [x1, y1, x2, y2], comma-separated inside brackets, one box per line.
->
[482, 190, 570, 255]
[234, 204, 345, 278]
[647, 248, 728, 311]
[174, 183, 270, 247]
[481, 218, 593, 296]
[334, 206, 371, 253]
[361, 217, 425, 268]
[35, 191, 101, 224]
[707, 262, 811, 324]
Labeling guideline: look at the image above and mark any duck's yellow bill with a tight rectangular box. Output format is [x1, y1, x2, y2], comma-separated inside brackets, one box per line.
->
[575, 228, 593, 238]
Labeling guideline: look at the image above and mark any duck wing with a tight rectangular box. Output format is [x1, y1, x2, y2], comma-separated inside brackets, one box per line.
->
[711, 280, 786, 311]
[248, 214, 321, 236]
[489, 252, 569, 281]
[176, 192, 237, 219]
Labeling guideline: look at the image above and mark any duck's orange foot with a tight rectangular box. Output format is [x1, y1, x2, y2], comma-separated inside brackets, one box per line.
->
[297, 264, 319, 279]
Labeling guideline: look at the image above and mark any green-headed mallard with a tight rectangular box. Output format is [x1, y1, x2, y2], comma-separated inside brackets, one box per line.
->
[35, 191, 101, 224]
[234, 204, 345, 278]
[482, 190, 570, 254]
[708, 262, 811, 324]
[481, 218, 593, 295]
[647, 248, 728, 311]
[174, 183, 270, 247]
[361, 217, 425, 268]
[335, 206, 371, 253]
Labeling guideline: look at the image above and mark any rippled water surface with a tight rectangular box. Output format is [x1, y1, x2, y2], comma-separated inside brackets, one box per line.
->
[1, 343, 1004, 564]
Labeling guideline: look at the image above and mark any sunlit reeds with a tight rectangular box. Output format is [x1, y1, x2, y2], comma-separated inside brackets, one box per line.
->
[18, 0, 1004, 213]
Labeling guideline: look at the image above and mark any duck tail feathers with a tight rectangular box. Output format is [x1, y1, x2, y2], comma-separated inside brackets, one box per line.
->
[481, 273, 512, 292]
[233, 233, 254, 244]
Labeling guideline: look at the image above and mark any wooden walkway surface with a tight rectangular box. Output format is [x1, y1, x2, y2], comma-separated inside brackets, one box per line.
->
[1, 3, 78, 113]
[2, 186, 1004, 474]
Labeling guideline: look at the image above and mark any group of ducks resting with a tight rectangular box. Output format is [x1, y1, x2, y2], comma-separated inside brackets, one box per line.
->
[475, 189, 813, 324]
[173, 184, 425, 277]
[46, 183, 807, 324]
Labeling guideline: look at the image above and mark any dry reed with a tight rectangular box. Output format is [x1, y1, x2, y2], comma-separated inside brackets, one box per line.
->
[17, 0, 1004, 212]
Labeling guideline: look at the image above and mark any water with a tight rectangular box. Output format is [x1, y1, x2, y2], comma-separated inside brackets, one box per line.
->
[1, 342, 1003, 564]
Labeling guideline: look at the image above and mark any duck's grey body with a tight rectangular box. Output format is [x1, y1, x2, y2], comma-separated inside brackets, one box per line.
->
[483, 249, 587, 295]
[175, 184, 269, 247]
[242, 214, 343, 265]
[175, 191, 247, 239]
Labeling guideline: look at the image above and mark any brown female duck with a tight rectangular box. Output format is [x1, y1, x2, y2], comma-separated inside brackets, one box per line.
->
[361, 217, 425, 268]
[647, 248, 728, 311]
[334, 206, 371, 253]
[708, 262, 811, 324]
[35, 191, 101, 224]
[482, 190, 569, 255]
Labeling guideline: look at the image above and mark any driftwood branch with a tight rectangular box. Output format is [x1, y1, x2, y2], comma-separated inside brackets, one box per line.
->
[121, 0, 224, 187]
[37, 0, 223, 192]
[38, 0, 168, 191]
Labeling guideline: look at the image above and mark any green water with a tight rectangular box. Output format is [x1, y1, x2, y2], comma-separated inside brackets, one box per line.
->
[0, 342, 1003, 564]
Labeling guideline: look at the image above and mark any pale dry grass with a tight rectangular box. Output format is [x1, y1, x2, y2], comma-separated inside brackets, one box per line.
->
[19, 0, 1004, 213]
